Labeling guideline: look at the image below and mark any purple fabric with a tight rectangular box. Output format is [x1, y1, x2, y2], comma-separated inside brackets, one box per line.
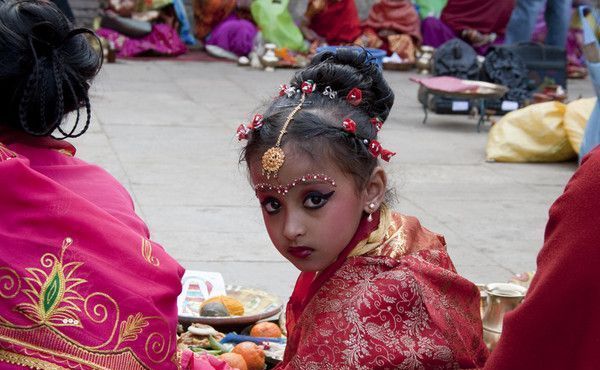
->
[205, 15, 257, 56]
[97, 23, 187, 57]
[422, 17, 457, 48]
[421, 16, 504, 55]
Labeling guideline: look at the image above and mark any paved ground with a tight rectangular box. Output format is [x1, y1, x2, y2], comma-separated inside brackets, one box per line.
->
[70, 59, 593, 301]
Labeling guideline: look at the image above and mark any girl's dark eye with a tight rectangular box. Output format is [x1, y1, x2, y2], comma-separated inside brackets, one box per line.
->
[303, 191, 335, 209]
[261, 197, 281, 214]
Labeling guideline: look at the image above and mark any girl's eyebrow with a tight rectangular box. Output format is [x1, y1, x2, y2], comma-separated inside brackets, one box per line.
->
[254, 173, 336, 195]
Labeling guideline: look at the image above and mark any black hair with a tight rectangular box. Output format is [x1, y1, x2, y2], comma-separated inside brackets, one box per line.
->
[242, 48, 395, 190]
[0, 0, 102, 138]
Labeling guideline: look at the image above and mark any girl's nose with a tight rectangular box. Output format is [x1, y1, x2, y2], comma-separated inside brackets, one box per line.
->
[282, 211, 306, 241]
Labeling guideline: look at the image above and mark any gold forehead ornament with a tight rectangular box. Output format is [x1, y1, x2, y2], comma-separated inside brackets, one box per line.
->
[261, 92, 307, 179]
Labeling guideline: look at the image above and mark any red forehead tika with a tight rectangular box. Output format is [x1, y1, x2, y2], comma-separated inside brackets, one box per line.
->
[254, 173, 336, 195]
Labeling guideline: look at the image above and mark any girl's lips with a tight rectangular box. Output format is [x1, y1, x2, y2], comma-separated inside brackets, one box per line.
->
[287, 246, 314, 259]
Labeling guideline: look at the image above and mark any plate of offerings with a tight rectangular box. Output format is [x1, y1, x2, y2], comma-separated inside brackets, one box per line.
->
[178, 284, 284, 326]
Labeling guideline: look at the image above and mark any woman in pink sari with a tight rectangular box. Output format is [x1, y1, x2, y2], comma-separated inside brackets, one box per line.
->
[0, 1, 222, 369]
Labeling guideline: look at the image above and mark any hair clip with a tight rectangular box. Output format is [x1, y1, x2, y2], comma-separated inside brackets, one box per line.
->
[370, 117, 383, 132]
[323, 86, 337, 99]
[342, 118, 356, 134]
[346, 88, 363, 106]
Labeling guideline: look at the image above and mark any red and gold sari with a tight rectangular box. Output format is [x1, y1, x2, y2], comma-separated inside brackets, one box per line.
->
[0, 130, 184, 369]
[278, 208, 488, 369]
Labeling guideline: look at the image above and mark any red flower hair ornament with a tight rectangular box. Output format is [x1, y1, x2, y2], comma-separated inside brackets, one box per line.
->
[279, 84, 288, 97]
[301, 80, 316, 94]
[342, 118, 357, 134]
[370, 117, 384, 131]
[249, 114, 264, 130]
[346, 88, 362, 106]
[236, 124, 250, 141]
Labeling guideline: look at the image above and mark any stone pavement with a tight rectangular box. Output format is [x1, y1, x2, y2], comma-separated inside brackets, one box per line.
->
[70, 59, 593, 301]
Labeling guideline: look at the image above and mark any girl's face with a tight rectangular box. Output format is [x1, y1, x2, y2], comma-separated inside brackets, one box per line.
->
[250, 148, 366, 272]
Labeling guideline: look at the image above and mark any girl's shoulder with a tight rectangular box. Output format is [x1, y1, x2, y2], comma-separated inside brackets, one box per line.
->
[366, 211, 447, 260]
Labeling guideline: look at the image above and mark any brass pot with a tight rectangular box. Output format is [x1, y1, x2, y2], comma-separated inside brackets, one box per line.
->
[260, 43, 279, 72]
[482, 283, 527, 351]
[415, 46, 435, 74]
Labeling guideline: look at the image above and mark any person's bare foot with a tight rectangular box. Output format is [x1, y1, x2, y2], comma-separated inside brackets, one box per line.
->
[461, 29, 496, 47]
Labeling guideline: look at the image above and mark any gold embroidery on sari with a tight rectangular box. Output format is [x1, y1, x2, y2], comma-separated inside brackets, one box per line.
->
[55, 148, 74, 157]
[0, 267, 21, 300]
[0, 237, 174, 369]
[348, 206, 407, 258]
[0, 348, 67, 370]
[141, 238, 160, 267]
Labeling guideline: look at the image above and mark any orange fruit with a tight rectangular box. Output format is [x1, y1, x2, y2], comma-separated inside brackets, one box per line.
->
[201, 296, 245, 316]
[219, 352, 248, 370]
[231, 342, 265, 370]
[249, 322, 282, 338]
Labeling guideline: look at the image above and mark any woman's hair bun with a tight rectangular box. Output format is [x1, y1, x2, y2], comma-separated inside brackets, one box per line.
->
[291, 48, 394, 121]
[0, 0, 102, 137]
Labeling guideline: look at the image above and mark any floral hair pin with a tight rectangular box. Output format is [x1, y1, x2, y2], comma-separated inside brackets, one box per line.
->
[346, 88, 363, 106]
[236, 114, 264, 141]
[370, 117, 383, 132]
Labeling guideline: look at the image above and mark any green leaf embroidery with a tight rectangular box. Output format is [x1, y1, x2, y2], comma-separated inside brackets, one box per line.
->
[43, 272, 61, 313]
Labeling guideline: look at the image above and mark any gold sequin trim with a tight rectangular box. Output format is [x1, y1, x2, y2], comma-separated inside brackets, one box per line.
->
[0, 349, 67, 370]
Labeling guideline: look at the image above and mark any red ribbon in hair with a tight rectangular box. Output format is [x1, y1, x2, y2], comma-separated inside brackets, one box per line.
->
[380, 149, 396, 162]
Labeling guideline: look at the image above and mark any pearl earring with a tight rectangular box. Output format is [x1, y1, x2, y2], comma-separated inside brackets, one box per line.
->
[367, 203, 376, 222]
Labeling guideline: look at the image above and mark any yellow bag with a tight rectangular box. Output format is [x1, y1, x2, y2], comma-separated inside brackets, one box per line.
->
[486, 101, 576, 162]
[563, 98, 596, 154]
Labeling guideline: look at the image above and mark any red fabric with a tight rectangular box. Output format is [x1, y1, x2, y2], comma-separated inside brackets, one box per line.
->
[484, 147, 600, 370]
[278, 211, 488, 369]
[362, 0, 422, 43]
[441, 0, 515, 36]
[309, 0, 362, 44]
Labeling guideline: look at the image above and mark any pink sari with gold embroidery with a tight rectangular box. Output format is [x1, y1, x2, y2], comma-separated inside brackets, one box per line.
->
[0, 130, 185, 369]
[279, 209, 488, 370]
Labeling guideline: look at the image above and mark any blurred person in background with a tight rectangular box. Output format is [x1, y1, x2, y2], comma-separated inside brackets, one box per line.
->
[505, 0, 573, 47]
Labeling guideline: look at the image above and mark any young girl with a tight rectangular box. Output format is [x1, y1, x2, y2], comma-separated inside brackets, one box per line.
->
[237, 49, 488, 369]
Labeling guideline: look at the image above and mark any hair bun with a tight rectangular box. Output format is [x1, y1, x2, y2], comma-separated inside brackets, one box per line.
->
[291, 48, 394, 121]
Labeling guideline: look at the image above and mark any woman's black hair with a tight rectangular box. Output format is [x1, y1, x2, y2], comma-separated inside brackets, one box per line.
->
[242, 48, 395, 190]
[0, 0, 102, 138]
